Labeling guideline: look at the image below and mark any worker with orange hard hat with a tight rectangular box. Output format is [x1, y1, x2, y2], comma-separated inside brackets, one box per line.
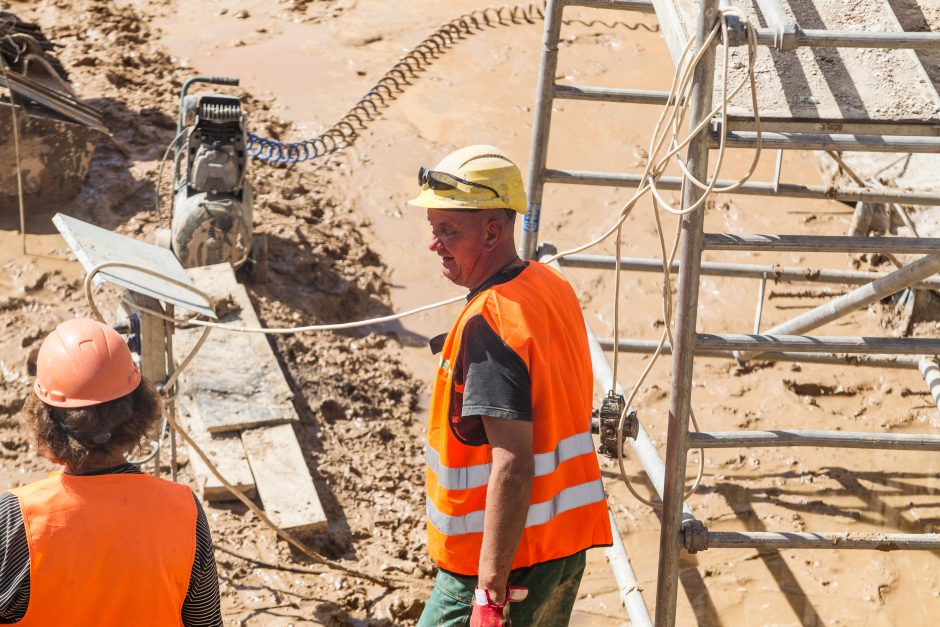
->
[411, 146, 612, 626]
[0, 318, 222, 626]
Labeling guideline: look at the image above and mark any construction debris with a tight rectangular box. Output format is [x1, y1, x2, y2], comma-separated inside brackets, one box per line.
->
[0, 12, 105, 212]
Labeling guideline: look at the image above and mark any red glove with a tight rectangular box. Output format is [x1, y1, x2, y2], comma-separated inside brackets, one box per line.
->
[470, 586, 528, 627]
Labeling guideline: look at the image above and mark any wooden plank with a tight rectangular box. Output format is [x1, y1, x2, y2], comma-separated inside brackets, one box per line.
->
[176, 264, 295, 432]
[241, 425, 328, 535]
[178, 396, 256, 502]
[177, 263, 326, 531]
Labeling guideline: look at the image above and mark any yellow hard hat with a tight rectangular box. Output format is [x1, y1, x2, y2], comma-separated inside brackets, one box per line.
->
[408, 145, 527, 214]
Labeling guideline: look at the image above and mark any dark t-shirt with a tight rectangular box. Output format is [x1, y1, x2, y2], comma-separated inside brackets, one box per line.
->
[430, 262, 532, 446]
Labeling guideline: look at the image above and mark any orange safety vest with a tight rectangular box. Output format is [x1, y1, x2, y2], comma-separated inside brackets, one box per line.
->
[426, 262, 612, 575]
[10, 471, 197, 626]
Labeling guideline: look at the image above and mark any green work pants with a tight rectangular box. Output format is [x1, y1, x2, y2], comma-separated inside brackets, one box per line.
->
[417, 550, 587, 627]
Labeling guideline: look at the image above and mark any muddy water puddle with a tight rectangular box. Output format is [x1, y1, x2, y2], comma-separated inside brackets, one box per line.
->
[38, 1, 940, 623]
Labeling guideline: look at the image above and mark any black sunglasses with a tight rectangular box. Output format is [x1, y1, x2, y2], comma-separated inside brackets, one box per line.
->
[418, 167, 500, 199]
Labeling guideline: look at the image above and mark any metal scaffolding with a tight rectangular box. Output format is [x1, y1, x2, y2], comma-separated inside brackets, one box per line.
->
[522, 1, 940, 625]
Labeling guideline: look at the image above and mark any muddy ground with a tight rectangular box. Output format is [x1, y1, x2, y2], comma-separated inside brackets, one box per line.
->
[3, 0, 940, 625]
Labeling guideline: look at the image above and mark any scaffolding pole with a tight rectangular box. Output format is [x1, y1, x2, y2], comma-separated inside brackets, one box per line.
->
[918, 356, 940, 414]
[655, 1, 719, 624]
[606, 509, 653, 627]
[521, 0, 565, 260]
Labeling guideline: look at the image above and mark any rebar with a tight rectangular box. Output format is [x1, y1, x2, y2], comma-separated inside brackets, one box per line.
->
[689, 430, 940, 451]
[708, 531, 940, 551]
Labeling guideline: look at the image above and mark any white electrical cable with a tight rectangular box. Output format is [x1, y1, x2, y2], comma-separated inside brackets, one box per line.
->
[611, 11, 761, 505]
[83, 261, 464, 333]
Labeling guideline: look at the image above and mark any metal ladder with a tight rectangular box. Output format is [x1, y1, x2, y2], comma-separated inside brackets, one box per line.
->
[521, 1, 940, 625]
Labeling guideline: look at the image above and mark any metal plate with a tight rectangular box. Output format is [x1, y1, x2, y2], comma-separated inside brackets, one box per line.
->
[53, 213, 216, 318]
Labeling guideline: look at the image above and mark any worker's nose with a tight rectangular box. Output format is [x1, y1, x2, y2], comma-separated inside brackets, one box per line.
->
[429, 234, 444, 253]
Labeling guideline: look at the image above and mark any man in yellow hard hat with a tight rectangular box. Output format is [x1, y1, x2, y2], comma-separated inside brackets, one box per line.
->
[410, 146, 611, 626]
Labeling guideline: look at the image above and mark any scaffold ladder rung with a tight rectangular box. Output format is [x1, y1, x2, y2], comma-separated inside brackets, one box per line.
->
[553, 84, 675, 104]
[703, 233, 940, 254]
[695, 333, 940, 355]
[688, 430, 940, 451]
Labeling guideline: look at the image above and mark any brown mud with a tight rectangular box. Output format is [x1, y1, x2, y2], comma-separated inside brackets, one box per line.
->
[2, 0, 940, 625]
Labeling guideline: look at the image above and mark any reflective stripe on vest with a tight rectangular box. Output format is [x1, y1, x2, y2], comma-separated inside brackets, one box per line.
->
[427, 477, 606, 536]
[426, 428, 597, 491]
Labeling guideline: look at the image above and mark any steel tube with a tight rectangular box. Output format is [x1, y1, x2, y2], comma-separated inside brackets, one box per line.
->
[565, 0, 657, 12]
[553, 85, 677, 105]
[606, 510, 653, 627]
[689, 430, 940, 451]
[918, 356, 940, 413]
[556, 254, 940, 290]
[703, 234, 940, 254]
[521, 0, 566, 260]
[696, 333, 940, 355]
[724, 116, 940, 138]
[596, 337, 921, 369]
[716, 131, 940, 153]
[754, 29, 940, 50]
[542, 169, 940, 206]
[737, 254, 940, 361]
[655, 2, 719, 624]
[708, 531, 940, 551]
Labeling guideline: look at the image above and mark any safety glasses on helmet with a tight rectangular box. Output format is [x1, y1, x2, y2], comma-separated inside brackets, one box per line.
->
[418, 167, 500, 199]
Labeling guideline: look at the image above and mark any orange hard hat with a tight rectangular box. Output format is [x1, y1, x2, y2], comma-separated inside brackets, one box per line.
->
[33, 318, 142, 408]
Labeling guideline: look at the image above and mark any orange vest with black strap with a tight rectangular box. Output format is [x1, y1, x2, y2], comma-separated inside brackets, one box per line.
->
[426, 262, 612, 575]
[10, 472, 197, 626]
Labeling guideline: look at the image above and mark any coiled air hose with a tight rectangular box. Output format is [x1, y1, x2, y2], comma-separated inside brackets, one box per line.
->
[245, 1, 657, 164]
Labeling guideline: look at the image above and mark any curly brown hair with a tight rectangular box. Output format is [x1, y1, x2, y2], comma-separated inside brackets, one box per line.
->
[22, 379, 161, 472]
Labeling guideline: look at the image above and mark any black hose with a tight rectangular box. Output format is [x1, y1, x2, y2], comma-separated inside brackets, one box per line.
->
[246, 1, 657, 164]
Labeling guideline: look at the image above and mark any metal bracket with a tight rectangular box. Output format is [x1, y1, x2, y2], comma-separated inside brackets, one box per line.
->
[755, 0, 800, 52]
[682, 519, 709, 553]
[595, 392, 638, 458]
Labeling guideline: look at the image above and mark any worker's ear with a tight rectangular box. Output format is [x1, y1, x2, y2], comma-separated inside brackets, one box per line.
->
[483, 215, 504, 248]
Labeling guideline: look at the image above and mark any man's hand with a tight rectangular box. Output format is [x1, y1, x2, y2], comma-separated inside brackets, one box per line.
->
[477, 417, 534, 601]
